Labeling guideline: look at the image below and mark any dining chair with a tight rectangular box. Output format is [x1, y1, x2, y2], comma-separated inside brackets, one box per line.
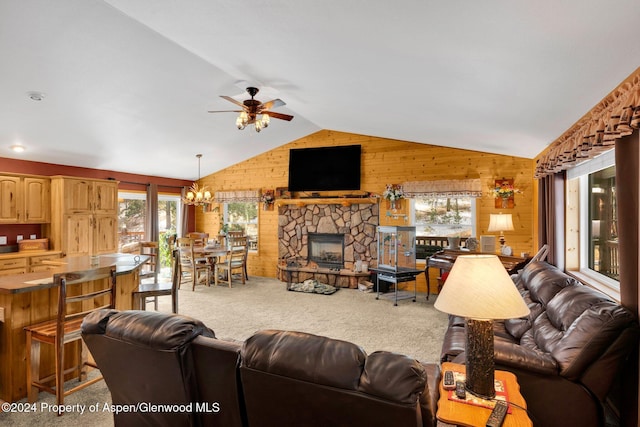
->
[215, 237, 247, 287]
[137, 241, 161, 309]
[176, 237, 211, 291]
[24, 265, 117, 413]
[132, 249, 179, 313]
[228, 235, 249, 281]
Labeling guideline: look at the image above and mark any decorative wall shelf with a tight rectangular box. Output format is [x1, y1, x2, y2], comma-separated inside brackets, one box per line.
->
[275, 197, 378, 207]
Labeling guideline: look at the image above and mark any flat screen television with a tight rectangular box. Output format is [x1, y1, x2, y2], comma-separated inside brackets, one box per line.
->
[287, 145, 361, 192]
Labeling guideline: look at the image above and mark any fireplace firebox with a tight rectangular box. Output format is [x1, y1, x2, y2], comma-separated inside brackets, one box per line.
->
[308, 233, 344, 269]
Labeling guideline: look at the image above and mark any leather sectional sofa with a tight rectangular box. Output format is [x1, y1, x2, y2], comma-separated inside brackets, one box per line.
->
[82, 309, 441, 427]
[440, 260, 639, 427]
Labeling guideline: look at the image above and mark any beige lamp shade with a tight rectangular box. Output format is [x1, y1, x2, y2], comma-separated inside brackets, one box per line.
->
[434, 255, 530, 320]
[487, 213, 514, 232]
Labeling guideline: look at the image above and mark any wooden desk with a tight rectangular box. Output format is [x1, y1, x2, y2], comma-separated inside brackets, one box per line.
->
[426, 250, 529, 295]
[437, 362, 532, 427]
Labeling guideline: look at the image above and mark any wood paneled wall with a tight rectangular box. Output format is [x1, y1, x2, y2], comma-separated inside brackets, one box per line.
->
[196, 130, 536, 288]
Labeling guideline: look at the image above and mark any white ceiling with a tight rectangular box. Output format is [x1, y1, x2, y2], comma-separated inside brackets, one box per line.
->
[1, 0, 638, 180]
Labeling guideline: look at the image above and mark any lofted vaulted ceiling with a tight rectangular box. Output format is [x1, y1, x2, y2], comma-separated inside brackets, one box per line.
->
[1, 0, 639, 180]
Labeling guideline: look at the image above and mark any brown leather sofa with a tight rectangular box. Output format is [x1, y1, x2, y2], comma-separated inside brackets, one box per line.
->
[82, 309, 440, 427]
[440, 261, 639, 427]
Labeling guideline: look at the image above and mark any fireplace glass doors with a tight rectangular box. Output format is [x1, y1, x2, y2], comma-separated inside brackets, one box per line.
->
[308, 233, 344, 269]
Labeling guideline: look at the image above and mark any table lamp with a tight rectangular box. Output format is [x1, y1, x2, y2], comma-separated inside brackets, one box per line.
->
[487, 213, 514, 255]
[434, 255, 530, 399]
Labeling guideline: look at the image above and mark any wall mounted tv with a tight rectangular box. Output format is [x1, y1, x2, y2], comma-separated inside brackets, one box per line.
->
[287, 145, 361, 192]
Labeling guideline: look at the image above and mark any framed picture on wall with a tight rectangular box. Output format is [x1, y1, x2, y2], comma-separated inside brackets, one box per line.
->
[494, 178, 516, 209]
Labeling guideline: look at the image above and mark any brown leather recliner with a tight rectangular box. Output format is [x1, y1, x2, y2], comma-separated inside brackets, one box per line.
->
[440, 261, 640, 427]
[240, 329, 440, 427]
[81, 309, 245, 427]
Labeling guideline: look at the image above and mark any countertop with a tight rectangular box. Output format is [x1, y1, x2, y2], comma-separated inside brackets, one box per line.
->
[0, 253, 149, 294]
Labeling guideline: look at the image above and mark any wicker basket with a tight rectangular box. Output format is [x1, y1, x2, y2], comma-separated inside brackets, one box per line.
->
[18, 238, 49, 251]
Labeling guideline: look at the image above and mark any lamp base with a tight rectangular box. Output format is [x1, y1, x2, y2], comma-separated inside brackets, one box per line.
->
[465, 318, 495, 399]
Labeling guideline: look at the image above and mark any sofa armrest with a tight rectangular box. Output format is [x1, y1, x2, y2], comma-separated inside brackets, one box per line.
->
[418, 362, 441, 427]
[494, 340, 558, 375]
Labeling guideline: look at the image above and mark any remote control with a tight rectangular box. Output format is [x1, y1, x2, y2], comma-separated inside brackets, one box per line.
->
[455, 380, 466, 399]
[443, 370, 455, 390]
[486, 400, 508, 427]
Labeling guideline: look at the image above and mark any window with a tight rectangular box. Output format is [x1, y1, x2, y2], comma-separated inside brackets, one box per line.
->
[118, 191, 181, 273]
[412, 197, 476, 258]
[566, 149, 619, 293]
[223, 202, 258, 250]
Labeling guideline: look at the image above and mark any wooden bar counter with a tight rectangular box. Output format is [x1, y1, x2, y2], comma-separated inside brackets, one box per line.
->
[0, 253, 147, 403]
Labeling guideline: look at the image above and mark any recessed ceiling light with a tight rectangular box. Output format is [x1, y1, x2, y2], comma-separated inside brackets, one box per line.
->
[10, 145, 25, 153]
[27, 91, 45, 101]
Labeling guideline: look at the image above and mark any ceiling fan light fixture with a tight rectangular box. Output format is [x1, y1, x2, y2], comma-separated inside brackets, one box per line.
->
[261, 114, 270, 128]
[210, 86, 293, 132]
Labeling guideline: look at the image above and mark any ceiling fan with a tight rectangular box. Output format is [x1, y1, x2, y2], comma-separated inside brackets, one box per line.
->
[208, 87, 294, 132]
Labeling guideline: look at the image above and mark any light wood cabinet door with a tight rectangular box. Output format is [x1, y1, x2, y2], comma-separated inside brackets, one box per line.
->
[93, 215, 118, 254]
[62, 178, 93, 213]
[64, 214, 92, 256]
[0, 176, 21, 223]
[93, 181, 118, 214]
[23, 177, 50, 223]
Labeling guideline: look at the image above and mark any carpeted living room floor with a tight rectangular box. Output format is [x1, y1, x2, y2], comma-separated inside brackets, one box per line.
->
[0, 276, 449, 426]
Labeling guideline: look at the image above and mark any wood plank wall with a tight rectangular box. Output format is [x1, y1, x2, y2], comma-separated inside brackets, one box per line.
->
[196, 130, 535, 292]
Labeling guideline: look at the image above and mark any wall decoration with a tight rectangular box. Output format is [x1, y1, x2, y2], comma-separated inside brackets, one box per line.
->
[275, 187, 291, 199]
[492, 179, 520, 209]
[261, 189, 275, 210]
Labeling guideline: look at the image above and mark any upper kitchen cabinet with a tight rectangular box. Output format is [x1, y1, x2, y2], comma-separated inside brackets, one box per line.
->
[0, 174, 50, 224]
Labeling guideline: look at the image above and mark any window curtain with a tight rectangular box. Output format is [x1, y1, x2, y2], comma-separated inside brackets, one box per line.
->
[535, 71, 640, 179]
[401, 179, 482, 198]
[537, 172, 565, 269]
[615, 131, 638, 427]
[616, 132, 639, 316]
[145, 183, 159, 242]
[179, 187, 189, 237]
[214, 190, 260, 203]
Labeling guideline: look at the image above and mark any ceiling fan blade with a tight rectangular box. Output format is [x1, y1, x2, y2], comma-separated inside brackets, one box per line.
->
[261, 98, 286, 110]
[264, 111, 294, 121]
[219, 95, 246, 108]
[208, 110, 243, 113]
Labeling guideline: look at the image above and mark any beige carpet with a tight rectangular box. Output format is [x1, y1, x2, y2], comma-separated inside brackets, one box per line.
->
[1, 276, 448, 426]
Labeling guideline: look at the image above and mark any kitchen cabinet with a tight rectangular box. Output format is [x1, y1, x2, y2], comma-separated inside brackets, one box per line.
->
[0, 174, 50, 224]
[50, 177, 119, 256]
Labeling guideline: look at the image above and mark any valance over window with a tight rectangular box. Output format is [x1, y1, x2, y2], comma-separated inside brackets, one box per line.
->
[401, 179, 482, 198]
[214, 190, 260, 203]
[536, 68, 640, 178]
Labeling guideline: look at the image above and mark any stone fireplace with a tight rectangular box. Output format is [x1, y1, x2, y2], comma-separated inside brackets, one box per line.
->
[278, 202, 379, 287]
[308, 233, 344, 269]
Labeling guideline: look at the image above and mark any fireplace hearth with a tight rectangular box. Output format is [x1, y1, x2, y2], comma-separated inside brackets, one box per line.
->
[308, 233, 344, 269]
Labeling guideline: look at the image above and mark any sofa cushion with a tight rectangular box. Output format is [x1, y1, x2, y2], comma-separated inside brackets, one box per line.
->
[83, 309, 215, 350]
[546, 286, 637, 379]
[241, 329, 365, 390]
[359, 350, 427, 404]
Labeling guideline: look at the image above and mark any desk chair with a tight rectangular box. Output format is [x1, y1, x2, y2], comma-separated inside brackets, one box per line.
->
[24, 265, 116, 414]
[132, 249, 179, 313]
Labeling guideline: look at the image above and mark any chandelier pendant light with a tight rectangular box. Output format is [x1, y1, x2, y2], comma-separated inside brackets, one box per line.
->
[182, 154, 213, 206]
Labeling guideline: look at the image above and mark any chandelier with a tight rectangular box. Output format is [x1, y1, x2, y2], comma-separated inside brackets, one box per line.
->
[236, 111, 270, 132]
[182, 154, 213, 206]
